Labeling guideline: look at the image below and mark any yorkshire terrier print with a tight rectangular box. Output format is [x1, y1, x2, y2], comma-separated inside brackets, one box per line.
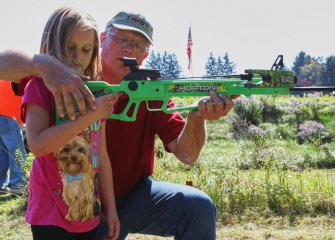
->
[54, 133, 101, 222]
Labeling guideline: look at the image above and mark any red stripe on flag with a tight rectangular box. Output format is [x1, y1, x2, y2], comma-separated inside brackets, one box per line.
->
[187, 27, 193, 71]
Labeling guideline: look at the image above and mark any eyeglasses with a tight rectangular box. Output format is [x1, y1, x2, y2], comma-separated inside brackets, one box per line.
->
[107, 32, 149, 54]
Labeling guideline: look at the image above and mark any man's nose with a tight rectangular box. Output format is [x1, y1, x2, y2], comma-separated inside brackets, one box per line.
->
[123, 42, 136, 52]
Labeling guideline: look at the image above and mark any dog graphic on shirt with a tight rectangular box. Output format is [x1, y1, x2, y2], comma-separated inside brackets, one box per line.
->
[55, 133, 100, 222]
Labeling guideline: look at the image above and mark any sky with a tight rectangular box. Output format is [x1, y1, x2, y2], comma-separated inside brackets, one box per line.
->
[0, 0, 334, 77]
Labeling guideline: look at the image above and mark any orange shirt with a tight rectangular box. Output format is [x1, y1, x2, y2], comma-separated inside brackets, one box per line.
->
[0, 80, 23, 125]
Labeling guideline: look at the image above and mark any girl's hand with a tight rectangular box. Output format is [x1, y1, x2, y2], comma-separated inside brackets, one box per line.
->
[103, 210, 120, 240]
[94, 92, 124, 120]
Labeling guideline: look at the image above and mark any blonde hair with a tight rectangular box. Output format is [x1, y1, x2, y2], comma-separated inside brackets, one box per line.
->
[40, 6, 101, 80]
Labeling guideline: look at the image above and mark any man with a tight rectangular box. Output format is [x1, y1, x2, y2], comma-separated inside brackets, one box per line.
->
[96, 12, 234, 239]
[3, 11, 234, 239]
[0, 50, 96, 120]
[0, 80, 27, 195]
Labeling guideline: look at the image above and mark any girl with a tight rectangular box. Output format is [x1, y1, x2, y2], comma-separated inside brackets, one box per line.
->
[21, 7, 121, 240]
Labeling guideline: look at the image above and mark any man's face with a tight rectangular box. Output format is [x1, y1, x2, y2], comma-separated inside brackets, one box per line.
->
[100, 27, 150, 84]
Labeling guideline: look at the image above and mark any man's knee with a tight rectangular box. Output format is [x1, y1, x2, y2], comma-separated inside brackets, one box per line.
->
[179, 188, 216, 221]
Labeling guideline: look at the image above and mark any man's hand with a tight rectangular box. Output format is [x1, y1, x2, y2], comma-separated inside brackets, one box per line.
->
[35, 54, 96, 120]
[191, 91, 235, 120]
[0, 50, 96, 120]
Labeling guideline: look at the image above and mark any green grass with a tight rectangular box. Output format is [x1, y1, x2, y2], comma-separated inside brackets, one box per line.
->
[0, 193, 30, 240]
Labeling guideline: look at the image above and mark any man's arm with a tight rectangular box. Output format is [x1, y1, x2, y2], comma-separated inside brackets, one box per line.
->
[0, 50, 39, 83]
[0, 50, 96, 119]
[168, 92, 234, 165]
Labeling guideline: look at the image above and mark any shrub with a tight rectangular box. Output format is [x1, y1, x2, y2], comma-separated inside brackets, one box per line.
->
[316, 144, 335, 169]
[304, 97, 325, 121]
[259, 96, 285, 123]
[297, 121, 331, 145]
[231, 96, 264, 138]
[283, 98, 311, 128]
[275, 123, 297, 140]
[233, 96, 264, 126]
[247, 125, 269, 147]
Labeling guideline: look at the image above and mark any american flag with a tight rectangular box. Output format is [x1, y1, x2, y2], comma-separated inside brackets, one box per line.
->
[187, 26, 193, 71]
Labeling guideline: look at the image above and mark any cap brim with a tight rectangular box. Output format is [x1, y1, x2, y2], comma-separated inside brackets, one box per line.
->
[113, 23, 153, 45]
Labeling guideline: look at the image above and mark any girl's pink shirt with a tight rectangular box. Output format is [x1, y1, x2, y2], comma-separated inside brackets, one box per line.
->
[22, 77, 103, 233]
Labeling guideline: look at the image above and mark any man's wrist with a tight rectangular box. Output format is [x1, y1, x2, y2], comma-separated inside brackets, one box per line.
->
[187, 110, 206, 124]
[32, 54, 50, 75]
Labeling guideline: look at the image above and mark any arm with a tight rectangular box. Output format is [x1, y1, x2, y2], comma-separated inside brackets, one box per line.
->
[98, 123, 120, 240]
[0, 50, 38, 83]
[168, 91, 234, 165]
[0, 49, 96, 119]
[25, 93, 120, 157]
[168, 112, 206, 165]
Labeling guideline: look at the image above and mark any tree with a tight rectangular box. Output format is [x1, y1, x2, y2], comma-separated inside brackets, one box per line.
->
[205, 52, 236, 76]
[292, 51, 311, 80]
[299, 58, 324, 85]
[160, 51, 169, 77]
[145, 51, 182, 78]
[205, 52, 218, 75]
[322, 55, 335, 86]
[218, 52, 236, 75]
[216, 56, 224, 75]
[145, 51, 162, 70]
[166, 53, 182, 79]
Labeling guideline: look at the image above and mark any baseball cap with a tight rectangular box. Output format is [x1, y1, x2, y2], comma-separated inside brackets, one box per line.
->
[106, 11, 153, 44]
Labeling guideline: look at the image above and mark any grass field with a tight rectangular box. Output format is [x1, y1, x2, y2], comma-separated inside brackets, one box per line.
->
[1, 94, 335, 239]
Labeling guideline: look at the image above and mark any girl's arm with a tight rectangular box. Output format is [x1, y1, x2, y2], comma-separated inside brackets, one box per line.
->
[98, 123, 120, 240]
[25, 93, 121, 157]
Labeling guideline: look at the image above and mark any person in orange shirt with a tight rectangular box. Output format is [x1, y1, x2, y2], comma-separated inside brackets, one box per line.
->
[0, 80, 27, 195]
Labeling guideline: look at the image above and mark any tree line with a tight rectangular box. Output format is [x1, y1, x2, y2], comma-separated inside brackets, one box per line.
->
[145, 50, 335, 86]
[292, 51, 335, 86]
[145, 51, 235, 78]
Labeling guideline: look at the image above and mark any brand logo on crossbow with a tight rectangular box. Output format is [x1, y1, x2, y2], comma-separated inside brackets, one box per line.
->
[281, 76, 295, 83]
[169, 84, 219, 93]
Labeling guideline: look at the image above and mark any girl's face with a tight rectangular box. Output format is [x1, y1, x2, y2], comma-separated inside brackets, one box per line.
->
[67, 27, 95, 73]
